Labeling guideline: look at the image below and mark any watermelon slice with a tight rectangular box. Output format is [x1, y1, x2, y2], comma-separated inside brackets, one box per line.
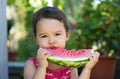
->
[47, 48, 94, 68]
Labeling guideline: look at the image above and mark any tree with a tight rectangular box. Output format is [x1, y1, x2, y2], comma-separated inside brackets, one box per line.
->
[7, 0, 47, 61]
[66, 0, 120, 56]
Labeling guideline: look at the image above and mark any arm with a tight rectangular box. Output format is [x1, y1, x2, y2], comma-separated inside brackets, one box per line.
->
[24, 60, 36, 79]
[33, 67, 47, 79]
[70, 68, 78, 79]
[24, 60, 46, 79]
[78, 52, 100, 79]
[24, 48, 51, 79]
[78, 67, 91, 79]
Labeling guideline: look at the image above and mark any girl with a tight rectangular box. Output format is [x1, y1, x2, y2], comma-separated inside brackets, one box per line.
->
[24, 6, 100, 79]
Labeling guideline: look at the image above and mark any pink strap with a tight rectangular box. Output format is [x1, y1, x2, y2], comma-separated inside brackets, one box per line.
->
[29, 58, 38, 68]
[29, 58, 71, 79]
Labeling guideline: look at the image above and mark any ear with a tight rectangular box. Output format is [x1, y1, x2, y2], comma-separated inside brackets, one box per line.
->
[66, 30, 71, 41]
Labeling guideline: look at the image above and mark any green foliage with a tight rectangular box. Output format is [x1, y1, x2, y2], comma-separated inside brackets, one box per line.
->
[16, 0, 47, 61]
[7, 0, 48, 61]
[66, 0, 120, 56]
[16, 37, 37, 61]
[7, 0, 120, 62]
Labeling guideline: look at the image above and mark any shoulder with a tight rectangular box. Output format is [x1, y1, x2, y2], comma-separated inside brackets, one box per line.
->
[24, 59, 36, 69]
[25, 59, 34, 65]
[24, 58, 38, 70]
[24, 59, 36, 79]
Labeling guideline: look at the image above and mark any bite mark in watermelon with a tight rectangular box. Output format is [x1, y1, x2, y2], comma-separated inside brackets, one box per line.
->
[47, 48, 94, 68]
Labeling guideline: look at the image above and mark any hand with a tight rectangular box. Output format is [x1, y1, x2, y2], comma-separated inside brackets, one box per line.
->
[37, 48, 51, 68]
[84, 51, 100, 70]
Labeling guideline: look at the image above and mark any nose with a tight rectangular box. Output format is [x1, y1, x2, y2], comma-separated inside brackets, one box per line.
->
[48, 37, 56, 44]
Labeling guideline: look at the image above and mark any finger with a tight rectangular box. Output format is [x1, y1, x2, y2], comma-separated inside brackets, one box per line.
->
[38, 50, 47, 56]
[44, 53, 51, 58]
[91, 52, 100, 62]
[37, 48, 42, 54]
[94, 52, 100, 59]
[87, 49, 94, 58]
[37, 47, 46, 54]
[37, 47, 45, 53]
[37, 49, 44, 58]
[38, 49, 50, 57]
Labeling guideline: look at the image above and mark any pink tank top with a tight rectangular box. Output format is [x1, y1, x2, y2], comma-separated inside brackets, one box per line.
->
[29, 58, 71, 79]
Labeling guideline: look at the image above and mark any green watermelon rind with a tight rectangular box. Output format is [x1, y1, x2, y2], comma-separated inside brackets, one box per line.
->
[47, 57, 89, 68]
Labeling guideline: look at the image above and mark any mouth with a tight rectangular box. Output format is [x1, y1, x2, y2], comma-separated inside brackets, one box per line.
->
[49, 47, 57, 49]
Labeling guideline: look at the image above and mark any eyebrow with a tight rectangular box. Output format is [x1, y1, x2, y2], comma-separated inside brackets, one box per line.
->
[56, 30, 63, 33]
[37, 33, 46, 36]
[37, 30, 63, 36]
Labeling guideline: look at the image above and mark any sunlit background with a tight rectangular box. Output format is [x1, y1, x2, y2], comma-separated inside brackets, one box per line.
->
[7, 0, 120, 61]
[6, 0, 120, 79]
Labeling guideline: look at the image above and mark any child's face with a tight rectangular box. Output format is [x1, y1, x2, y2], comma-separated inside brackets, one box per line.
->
[35, 18, 70, 48]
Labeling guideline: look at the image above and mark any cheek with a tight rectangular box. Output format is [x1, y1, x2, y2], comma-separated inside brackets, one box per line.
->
[56, 37, 67, 44]
[58, 40, 66, 48]
[36, 39, 48, 47]
[58, 39, 66, 43]
[38, 42, 48, 48]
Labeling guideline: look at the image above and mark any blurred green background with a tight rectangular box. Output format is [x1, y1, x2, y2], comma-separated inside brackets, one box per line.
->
[7, 0, 120, 61]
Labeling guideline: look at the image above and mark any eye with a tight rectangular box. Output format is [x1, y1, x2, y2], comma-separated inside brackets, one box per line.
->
[56, 33, 61, 36]
[41, 35, 47, 38]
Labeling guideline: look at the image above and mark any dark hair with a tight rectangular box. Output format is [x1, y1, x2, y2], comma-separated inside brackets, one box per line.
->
[32, 6, 69, 36]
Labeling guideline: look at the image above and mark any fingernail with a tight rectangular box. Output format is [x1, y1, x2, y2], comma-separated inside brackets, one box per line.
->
[40, 47, 43, 49]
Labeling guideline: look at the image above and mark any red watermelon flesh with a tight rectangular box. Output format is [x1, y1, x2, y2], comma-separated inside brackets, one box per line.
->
[46, 48, 93, 68]
[47, 48, 92, 59]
